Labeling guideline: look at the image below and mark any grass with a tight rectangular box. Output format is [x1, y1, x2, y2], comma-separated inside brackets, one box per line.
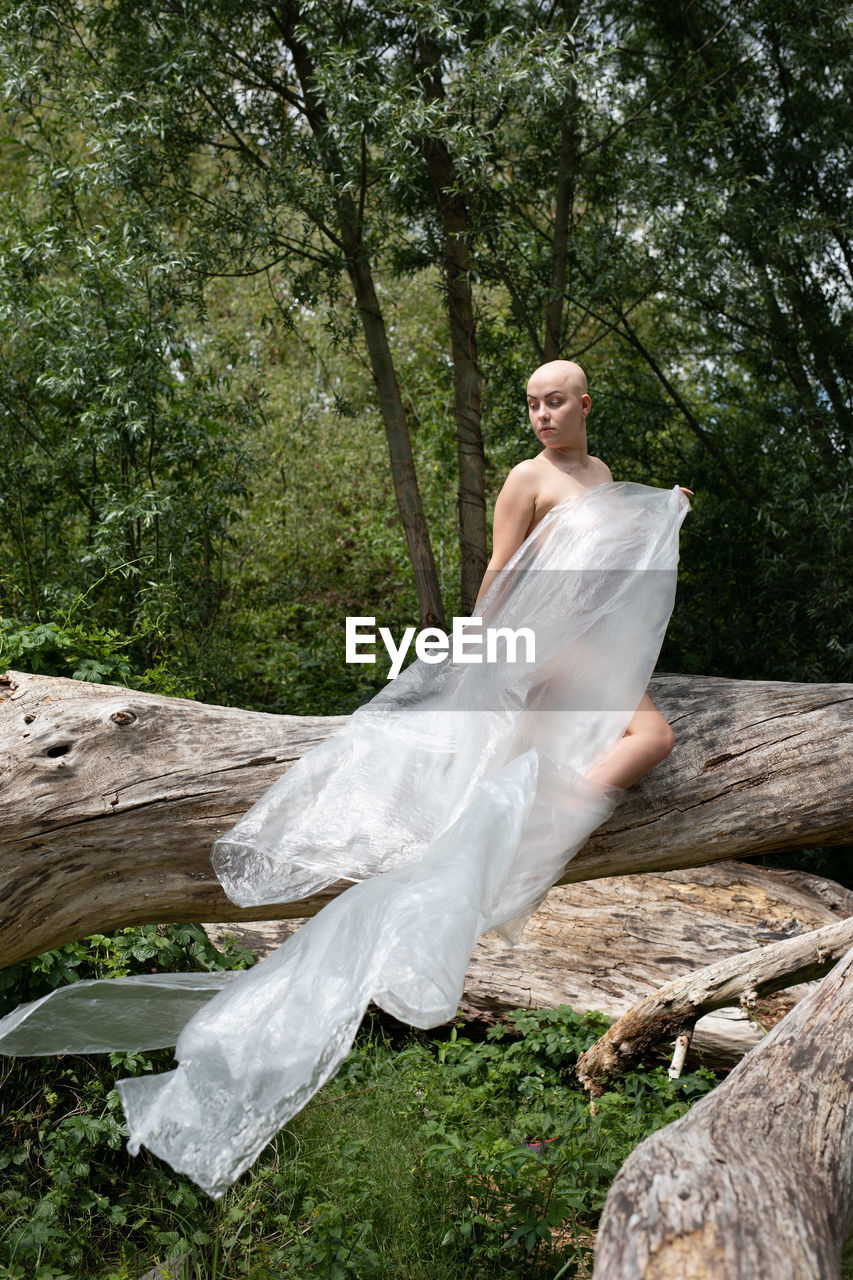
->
[0, 1000, 718, 1280]
[4, 924, 849, 1280]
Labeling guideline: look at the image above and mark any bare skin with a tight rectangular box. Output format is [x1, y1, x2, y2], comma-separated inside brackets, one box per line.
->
[476, 359, 691, 792]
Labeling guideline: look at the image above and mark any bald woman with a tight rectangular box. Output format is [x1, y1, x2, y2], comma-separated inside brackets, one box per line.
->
[475, 359, 692, 792]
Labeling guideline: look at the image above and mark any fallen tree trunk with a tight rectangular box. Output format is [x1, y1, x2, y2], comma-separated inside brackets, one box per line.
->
[1, 669, 850, 967]
[576, 911, 853, 1092]
[592, 944, 853, 1279]
[207, 859, 853, 1065]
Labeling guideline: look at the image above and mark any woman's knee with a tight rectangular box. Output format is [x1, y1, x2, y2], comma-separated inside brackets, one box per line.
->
[631, 718, 674, 765]
[651, 721, 675, 763]
[624, 699, 675, 766]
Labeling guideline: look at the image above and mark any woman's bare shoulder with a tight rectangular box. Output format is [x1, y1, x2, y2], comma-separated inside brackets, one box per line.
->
[506, 457, 541, 479]
[497, 458, 541, 496]
[588, 455, 614, 482]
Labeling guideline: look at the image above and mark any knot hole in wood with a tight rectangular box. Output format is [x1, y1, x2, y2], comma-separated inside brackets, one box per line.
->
[110, 710, 138, 726]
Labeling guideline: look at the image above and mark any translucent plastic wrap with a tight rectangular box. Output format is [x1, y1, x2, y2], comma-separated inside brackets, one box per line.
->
[0, 482, 689, 1197]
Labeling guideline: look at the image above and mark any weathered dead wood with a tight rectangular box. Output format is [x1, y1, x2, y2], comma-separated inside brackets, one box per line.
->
[1, 669, 851, 968]
[577, 911, 853, 1093]
[206, 860, 853, 1065]
[460, 862, 853, 1031]
[592, 945, 853, 1280]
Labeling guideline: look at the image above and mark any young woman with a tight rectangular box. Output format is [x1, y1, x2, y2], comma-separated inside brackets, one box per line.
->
[478, 359, 691, 791]
[0, 361, 691, 1198]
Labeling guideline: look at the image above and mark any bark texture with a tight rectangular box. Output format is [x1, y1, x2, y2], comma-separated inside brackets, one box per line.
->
[278, 5, 445, 627]
[416, 35, 487, 614]
[543, 0, 580, 361]
[576, 911, 853, 1093]
[1, 669, 850, 968]
[592, 946, 853, 1279]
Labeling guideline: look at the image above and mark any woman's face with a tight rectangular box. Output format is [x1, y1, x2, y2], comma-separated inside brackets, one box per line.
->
[526, 374, 590, 449]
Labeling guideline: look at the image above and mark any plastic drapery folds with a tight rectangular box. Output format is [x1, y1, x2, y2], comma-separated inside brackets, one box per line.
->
[0, 482, 689, 1198]
[211, 482, 687, 906]
[0, 973, 238, 1056]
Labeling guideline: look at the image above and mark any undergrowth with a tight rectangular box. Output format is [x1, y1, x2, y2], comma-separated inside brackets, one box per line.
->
[0, 929, 718, 1280]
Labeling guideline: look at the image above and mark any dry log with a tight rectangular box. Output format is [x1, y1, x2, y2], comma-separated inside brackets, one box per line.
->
[1, 668, 851, 967]
[207, 860, 853, 1064]
[459, 861, 853, 1031]
[591, 945, 853, 1280]
[576, 912, 853, 1093]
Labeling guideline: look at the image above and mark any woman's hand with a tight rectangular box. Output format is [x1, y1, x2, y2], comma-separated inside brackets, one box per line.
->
[678, 487, 694, 497]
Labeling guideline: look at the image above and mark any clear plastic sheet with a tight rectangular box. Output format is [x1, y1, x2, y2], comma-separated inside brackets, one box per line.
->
[0, 482, 689, 1197]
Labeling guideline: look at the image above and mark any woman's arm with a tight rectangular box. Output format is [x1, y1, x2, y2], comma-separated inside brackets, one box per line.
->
[473, 466, 538, 608]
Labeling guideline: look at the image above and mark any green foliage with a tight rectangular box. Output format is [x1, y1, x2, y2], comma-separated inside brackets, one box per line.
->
[396, 1009, 714, 1274]
[0, 183, 256, 636]
[0, 605, 199, 698]
[0, 923, 254, 1021]
[0, 31, 261, 700]
[586, 0, 853, 682]
[1, 0, 850, 699]
[0, 924, 253, 1279]
[0, 619, 133, 686]
[0, 999, 716, 1279]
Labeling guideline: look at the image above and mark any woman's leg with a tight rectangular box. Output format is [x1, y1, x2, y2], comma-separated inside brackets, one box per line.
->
[586, 692, 675, 792]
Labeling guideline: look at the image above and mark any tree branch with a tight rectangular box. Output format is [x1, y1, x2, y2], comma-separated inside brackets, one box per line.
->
[577, 913, 853, 1095]
[0, 670, 850, 968]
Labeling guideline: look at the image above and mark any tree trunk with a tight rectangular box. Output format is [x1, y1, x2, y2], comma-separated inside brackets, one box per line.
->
[576, 910, 853, 1093]
[280, 6, 445, 628]
[0, 670, 850, 968]
[415, 36, 487, 614]
[205, 859, 853, 1066]
[543, 0, 580, 361]
[592, 945, 853, 1279]
[342, 224, 446, 627]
